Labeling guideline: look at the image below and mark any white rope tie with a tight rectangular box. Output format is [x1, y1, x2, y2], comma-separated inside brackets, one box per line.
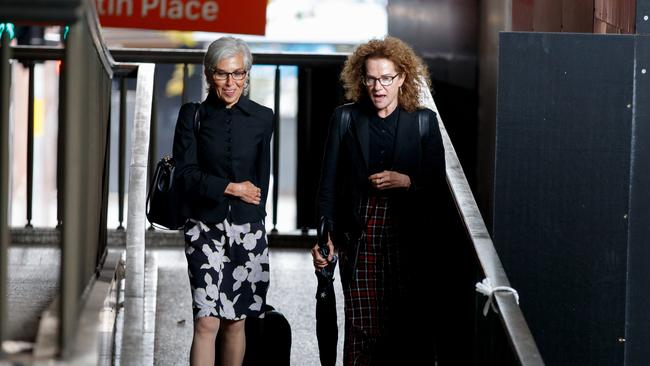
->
[475, 278, 520, 316]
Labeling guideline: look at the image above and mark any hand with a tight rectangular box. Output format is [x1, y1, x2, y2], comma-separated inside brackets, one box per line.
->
[311, 237, 335, 271]
[226, 181, 261, 205]
[368, 170, 411, 190]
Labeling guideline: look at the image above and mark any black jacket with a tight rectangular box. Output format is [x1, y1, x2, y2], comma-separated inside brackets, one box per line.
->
[173, 93, 274, 224]
[318, 103, 446, 242]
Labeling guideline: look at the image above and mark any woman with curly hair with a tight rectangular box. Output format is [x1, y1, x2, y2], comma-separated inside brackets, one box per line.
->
[312, 36, 446, 365]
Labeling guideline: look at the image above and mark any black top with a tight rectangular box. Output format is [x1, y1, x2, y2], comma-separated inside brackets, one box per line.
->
[368, 107, 399, 174]
[173, 92, 274, 224]
[318, 103, 446, 237]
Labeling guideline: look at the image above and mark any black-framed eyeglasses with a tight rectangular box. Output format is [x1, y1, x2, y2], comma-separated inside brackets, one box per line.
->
[213, 69, 248, 81]
[362, 73, 400, 87]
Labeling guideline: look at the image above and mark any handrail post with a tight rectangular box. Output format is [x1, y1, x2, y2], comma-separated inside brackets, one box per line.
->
[26, 61, 34, 228]
[271, 66, 280, 234]
[117, 76, 126, 230]
[147, 81, 157, 231]
[0, 28, 13, 353]
[56, 59, 66, 229]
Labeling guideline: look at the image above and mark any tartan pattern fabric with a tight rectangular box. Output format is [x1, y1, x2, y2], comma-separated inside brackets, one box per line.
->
[341, 196, 401, 366]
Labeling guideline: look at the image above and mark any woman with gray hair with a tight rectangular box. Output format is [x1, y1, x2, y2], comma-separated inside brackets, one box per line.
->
[173, 36, 274, 366]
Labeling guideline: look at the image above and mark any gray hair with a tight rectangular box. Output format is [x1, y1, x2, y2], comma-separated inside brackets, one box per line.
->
[204, 36, 253, 83]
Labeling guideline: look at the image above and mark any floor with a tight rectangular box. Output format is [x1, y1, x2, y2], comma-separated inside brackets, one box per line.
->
[153, 246, 345, 366]
[5, 245, 61, 342]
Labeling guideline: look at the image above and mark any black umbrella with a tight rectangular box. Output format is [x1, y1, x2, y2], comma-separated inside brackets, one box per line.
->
[315, 218, 338, 366]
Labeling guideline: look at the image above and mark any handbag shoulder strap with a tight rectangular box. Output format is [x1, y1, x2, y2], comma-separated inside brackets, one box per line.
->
[193, 102, 201, 136]
[339, 106, 351, 141]
[417, 109, 429, 141]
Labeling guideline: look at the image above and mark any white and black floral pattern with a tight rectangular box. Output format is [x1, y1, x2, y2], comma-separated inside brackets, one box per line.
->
[184, 218, 269, 320]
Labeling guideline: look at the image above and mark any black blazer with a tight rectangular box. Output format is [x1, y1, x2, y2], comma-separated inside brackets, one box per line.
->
[173, 93, 274, 224]
[318, 103, 446, 241]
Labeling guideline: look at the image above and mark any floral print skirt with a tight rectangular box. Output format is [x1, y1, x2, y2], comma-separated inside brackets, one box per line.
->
[183, 218, 270, 320]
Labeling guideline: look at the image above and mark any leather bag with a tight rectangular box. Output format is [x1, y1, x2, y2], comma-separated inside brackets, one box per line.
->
[145, 103, 200, 230]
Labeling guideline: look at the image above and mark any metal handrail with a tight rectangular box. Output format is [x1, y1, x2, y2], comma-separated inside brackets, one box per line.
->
[60, 12, 110, 360]
[122, 63, 155, 364]
[9, 46, 64, 61]
[110, 47, 348, 66]
[11, 46, 349, 66]
[421, 87, 545, 365]
[0, 29, 12, 352]
[0, 0, 118, 358]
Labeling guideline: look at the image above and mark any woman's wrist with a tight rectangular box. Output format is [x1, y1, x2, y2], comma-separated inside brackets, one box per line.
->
[224, 182, 238, 196]
[401, 173, 411, 189]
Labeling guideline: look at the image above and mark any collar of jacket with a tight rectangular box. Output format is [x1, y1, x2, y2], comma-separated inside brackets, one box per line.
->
[203, 90, 254, 117]
[350, 103, 418, 171]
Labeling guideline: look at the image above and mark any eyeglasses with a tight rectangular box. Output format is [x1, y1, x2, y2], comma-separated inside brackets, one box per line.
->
[213, 69, 248, 81]
[362, 73, 400, 87]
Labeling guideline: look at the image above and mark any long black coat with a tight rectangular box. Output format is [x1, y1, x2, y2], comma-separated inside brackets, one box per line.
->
[318, 102, 448, 364]
[318, 102, 446, 246]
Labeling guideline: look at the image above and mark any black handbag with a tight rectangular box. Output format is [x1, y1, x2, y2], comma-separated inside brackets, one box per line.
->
[146, 103, 200, 230]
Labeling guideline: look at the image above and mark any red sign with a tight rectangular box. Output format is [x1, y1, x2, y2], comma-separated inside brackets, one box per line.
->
[97, 0, 267, 35]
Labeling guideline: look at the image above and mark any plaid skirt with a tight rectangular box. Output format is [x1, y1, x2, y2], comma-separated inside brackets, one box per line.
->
[183, 218, 269, 320]
[340, 196, 403, 366]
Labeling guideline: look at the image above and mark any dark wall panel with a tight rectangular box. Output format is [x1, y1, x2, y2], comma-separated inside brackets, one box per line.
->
[637, 0, 650, 34]
[495, 32, 634, 365]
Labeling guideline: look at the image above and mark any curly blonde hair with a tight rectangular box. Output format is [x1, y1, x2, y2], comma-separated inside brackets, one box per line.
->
[340, 36, 431, 112]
